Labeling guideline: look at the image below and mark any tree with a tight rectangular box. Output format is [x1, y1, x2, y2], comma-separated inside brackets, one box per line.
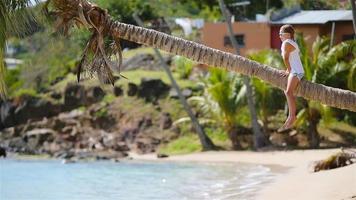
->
[187, 68, 247, 149]
[294, 34, 356, 148]
[218, 0, 268, 149]
[2, 0, 356, 113]
[0, 0, 39, 99]
[133, 13, 216, 151]
[248, 49, 285, 134]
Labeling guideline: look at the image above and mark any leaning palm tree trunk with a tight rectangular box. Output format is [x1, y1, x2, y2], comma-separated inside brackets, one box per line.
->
[132, 13, 216, 151]
[218, 0, 268, 149]
[44, 0, 356, 112]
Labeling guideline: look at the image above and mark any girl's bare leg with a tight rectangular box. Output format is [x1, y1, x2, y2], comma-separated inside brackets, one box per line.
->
[280, 74, 300, 130]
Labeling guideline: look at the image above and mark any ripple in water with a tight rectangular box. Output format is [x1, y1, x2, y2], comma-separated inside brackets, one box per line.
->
[0, 159, 278, 200]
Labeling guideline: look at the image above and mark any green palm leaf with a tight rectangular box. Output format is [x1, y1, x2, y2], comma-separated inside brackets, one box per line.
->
[0, 0, 39, 100]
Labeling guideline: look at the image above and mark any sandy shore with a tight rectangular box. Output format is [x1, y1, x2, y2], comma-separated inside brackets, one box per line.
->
[130, 148, 356, 200]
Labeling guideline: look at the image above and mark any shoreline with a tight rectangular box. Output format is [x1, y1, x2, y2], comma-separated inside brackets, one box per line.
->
[4, 148, 356, 200]
[130, 148, 356, 200]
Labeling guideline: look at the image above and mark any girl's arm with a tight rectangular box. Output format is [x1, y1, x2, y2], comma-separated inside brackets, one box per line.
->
[282, 42, 295, 73]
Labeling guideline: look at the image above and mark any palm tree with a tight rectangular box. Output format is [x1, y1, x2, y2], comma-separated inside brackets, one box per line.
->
[0, 0, 38, 99]
[248, 49, 285, 134]
[2, 0, 356, 113]
[294, 35, 355, 148]
[218, 0, 268, 149]
[132, 13, 216, 151]
[187, 68, 247, 149]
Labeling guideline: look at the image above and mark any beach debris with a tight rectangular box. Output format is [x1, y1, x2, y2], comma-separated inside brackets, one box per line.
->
[157, 153, 169, 158]
[313, 149, 356, 172]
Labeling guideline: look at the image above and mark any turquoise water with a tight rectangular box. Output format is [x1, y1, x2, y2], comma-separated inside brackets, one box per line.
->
[0, 159, 277, 200]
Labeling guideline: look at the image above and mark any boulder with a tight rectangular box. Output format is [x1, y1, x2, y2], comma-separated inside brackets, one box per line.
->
[157, 153, 169, 158]
[24, 128, 56, 151]
[64, 84, 86, 109]
[127, 83, 138, 96]
[0, 146, 6, 158]
[15, 97, 61, 124]
[138, 78, 170, 102]
[50, 92, 62, 100]
[1, 96, 62, 130]
[0, 101, 16, 128]
[7, 137, 28, 153]
[122, 53, 155, 71]
[113, 86, 123, 96]
[160, 112, 172, 130]
[168, 88, 193, 99]
[85, 86, 106, 105]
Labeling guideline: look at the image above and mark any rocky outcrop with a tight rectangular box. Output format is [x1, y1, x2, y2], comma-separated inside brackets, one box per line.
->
[0, 96, 62, 130]
[0, 99, 178, 159]
[0, 84, 110, 131]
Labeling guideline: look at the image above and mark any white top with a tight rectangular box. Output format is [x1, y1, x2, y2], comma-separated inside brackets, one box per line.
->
[281, 39, 304, 74]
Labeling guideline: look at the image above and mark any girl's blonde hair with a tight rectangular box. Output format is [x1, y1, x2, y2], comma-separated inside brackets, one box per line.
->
[280, 24, 295, 39]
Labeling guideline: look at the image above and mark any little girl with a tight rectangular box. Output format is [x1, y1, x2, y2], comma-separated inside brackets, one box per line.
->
[278, 24, 304, 132]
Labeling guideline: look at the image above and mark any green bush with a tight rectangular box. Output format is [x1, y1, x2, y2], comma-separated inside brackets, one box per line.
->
[173, 56, 194, 79]
[12, 88, 39, 98]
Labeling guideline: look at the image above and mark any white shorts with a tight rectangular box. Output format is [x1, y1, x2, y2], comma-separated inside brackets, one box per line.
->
[290, 72, 304, 81]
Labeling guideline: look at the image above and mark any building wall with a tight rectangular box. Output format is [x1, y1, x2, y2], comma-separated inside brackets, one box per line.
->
[271, 22, 353, 53]
[202, 22, 271, 56]
[202, 21, 353, 58]
[320, 21, 354, 44]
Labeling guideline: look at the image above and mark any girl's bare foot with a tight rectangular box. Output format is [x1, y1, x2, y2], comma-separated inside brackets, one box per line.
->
[278, 117, 295, 132]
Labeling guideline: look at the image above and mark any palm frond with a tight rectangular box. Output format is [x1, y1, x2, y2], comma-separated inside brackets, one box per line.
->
[0, 0, 39, 100]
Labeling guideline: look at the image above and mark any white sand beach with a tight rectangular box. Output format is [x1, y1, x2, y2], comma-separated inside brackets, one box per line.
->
[130, 149, 356, 200]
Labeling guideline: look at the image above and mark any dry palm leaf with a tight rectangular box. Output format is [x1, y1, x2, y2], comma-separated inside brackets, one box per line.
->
[313, 148, 356, 172]
[45, 0, 127, 86]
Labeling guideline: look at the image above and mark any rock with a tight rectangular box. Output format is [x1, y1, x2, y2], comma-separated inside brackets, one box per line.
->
[122, 53, 155, 71]
[168, 88, 193, 99]
[111, 158, 120, 163]
[58, 110, 84, 120]
[160, 112, 172, 130]
[137, 116, 153, 129]
[138, 78, 170, 102]
[54, 151, 75, 159]
[113, 86, 123, 96]
[85, 86, 105, 105]
[50, 92, 62, 100]
[112, 142, 130, 152]
[1, 96, 62, 130]
[157, 153, 169, 158]
[94, 150, 128, 160]
[25, 128, 56, 151]
[42, 142, 61, 155]
[127, 83, 138, 96]
[15, 97, 61, 123]
[64, 84, 86, 109]
[62, 159, 76, 164]
[269, 132, 288, 147]
[91, 115, 116, 131]
[0, 101, 16, 128]
[132, 138, 160, 154]
[7, 137, 28, 153]
[0, 146, 6, 158]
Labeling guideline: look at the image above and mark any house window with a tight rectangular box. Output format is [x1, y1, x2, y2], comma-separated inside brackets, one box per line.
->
[224, 34, 245, 48]
[342, 34, 355, 41]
